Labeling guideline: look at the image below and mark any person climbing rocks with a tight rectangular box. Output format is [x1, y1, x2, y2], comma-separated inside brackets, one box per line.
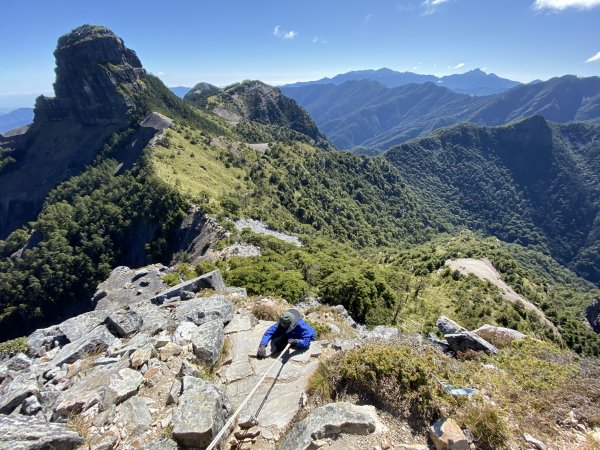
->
[257, 308, 316, 358]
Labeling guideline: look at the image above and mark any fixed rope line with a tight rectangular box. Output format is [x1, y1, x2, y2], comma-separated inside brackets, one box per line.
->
[205, 343, 292, 450]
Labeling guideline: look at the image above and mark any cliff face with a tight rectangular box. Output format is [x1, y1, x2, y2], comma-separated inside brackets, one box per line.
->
[34, 25, 145, 125]
[0, 25, 149, 238]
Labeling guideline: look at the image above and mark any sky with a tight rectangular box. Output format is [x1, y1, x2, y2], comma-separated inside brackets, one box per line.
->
[0, 0, 599, 110]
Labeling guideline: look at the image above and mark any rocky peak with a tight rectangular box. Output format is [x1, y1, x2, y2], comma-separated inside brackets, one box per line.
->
[34, 24, 146, 125]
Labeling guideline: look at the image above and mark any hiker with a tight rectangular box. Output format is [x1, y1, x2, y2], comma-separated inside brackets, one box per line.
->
[257, 308, 316, 358]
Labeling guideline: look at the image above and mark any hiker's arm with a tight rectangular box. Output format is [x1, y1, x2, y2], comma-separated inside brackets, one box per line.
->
[295, 324, 315, 349]
[259, 323, 279, 346]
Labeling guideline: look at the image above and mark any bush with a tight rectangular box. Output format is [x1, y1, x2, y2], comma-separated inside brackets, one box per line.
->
[0, 336, 27, 358]
[459, 403, 509, 449]
[252, 303, 282, 321]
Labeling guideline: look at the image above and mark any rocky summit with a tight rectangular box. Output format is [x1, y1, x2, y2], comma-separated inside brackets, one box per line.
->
[34, 24, 145, 125]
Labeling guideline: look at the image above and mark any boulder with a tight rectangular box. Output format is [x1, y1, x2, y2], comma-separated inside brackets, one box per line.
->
[436, 316, 466, 335]
[472, 324, 525, 344]
[51, 325, 116, 366]
[445, 332, 498, 354]
[117, 396, 152, 438]
[224, 311, 258, 334]
[130, 347, 152, 368]
[129, 302, 173, 335]
[278, 402, 377, 450]
[93, 264, 167, 311]
[151, 270, 226, 305]
[107, 309, 142, 337]
[172, 321, 199, 346]
[0, 373, 39, 413]
[6, 352, 33, 372]
[191, 320, 225, 366]
[172, 376, 231, 448]
[0, 414, 83, 449]
[173, 295, 233, 326]
[58, 310, 110, 342]
[102, 368, 144, 406]
[167, 378, 182, 405]
[159, 342, 183, 361]
[21, 395, 42, 415]
[523, 433, 547, 450]
[28, 325, 67, 357]
[429, 418, 470, 450]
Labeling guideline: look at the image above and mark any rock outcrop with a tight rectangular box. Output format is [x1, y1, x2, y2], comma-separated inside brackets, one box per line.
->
[0, 414, 83, 449]
[278, 402, 378, 450]
[34, 24, 145, 125]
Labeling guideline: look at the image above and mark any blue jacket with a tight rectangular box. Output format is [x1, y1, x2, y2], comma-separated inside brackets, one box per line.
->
[260, 319, 316, 350]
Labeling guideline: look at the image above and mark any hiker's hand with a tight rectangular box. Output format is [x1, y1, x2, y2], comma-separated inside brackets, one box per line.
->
[288, 339, 299, 347]
[257, 345, 267, 359]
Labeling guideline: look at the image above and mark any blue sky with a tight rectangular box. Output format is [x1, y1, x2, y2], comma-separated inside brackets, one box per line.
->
[0, 0, 599, 109]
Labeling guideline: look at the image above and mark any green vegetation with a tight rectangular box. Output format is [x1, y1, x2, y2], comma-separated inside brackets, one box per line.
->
[0, 336, 28, 358]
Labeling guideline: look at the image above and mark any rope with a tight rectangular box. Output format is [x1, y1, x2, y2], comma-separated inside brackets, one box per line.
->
[205, 343, 292, 450]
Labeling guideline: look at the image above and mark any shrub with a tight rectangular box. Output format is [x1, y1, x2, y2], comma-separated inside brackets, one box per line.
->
[162, 273, 180, 287]
[0, 336, 27, 358]
[459, 403, 509, 449]
[252, 303, 281, 321]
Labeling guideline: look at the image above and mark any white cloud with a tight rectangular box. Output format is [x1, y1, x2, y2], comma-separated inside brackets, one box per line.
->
[452, 62, 465, 69]
[422, 0, 450, 14]
[273, 25, 297, 40]
[585, 50, 600, 63]
[365, 13, 373, 23]
[533, 0, 600, 10]
[312, 36, 328, 44]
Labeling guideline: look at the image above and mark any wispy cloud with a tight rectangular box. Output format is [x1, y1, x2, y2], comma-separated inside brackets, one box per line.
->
[533, 0, 600, 10]
[364, 13, 373, 23]
[273, 25, 297, 40]
[312, 36, 328, 44]
[585, 50, 600, 63]
[422, 0, 451, 14]
[452, 62, 465, 69]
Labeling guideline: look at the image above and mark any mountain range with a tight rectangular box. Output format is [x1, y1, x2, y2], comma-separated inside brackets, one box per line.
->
[0, 108, 34, 134]
[281, 75, 600, 151]
[0, 24, 599, 364]
[281, 67, 521, 96]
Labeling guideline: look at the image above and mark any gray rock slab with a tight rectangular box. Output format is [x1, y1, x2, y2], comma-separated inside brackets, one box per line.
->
[54, 360, 129, 416]
[332, 338, 360, 352]
[103, 368, 144, 406]
[129, 302, 173, 335]
[0, 372, 39, 414]
[51, 325, 116, 366]
[0, 414, 83, 450]
[151, 270, 226, 305]
[191, 320, 224, 366]
[289, 342, 322, 363]
[117, 396, 152, 438]
[6, 352, 33, 372]
[436, 315, 467, 335]
[172, 376, 231, 448]
[109, 332, 153, 358]
[58, 310, 110, 342]
[173, 295, 233, 326]
[167, 378, 182, 405]
[107, 309, 142, 337]
[22, 395, 42, 415]
[364, 325, 402, 341]
[93, 264, 167, 311]
[445, 332, 499, 354]
[224, 311, 258, 334]
[278, 402, 377, 450]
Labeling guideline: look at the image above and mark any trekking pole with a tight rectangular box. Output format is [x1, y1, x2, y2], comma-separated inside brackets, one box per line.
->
[206, 343, 292, 450]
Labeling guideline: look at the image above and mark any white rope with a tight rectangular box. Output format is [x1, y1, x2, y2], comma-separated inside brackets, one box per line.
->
[206, 343, 292, 450]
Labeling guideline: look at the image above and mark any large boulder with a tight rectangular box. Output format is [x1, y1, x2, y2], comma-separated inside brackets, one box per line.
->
[278, 402, 378, 450]
[28, 325, 67, 357]
[58, 310, 110, 342]
[6, 352, 33, 372]
[0, 414, 83, 449]
[172, 376, 231, 448]
[116, 396, 153, 438]
[191, 320, 225, 366]
[107, 309, 142, 337]
[0, 372, 39, 414]
[429, 418, 470, 450]
[436, 316, 467, 335]
[51, 325, 116, 366]
[102, 368, 144, 407]
[445, 332, 498, 354]
[173, 295, 233, 326]
[472, 324, 525, 345]
[172, 321, 199, 346]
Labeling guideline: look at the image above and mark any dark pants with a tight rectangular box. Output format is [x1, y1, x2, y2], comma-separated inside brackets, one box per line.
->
[271, 335, 288, 352]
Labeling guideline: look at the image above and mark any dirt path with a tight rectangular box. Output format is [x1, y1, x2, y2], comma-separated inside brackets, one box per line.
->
[446, 258, 559, 334]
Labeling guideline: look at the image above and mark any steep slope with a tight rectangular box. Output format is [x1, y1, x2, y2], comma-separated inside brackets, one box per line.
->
[183, 82, 220, 108]
[384, 116, 600, 283]
[281, 67, 520, 95]
[283, 75, 600, 151]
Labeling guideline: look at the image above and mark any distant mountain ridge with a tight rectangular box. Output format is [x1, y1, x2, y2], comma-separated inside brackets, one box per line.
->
[0, 108, 34, 134]
[282, 67, 521, 96]
[282, 75, 600, 151]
